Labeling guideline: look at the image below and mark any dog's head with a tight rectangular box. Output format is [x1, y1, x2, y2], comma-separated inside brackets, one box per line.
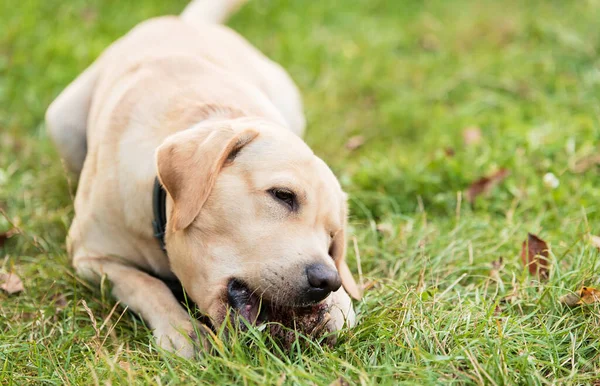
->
[156, 117, 360, 331]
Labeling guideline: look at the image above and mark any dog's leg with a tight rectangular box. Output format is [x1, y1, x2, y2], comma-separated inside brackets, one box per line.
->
[46, 61, 100, 175]
[75, 256, 207, 358]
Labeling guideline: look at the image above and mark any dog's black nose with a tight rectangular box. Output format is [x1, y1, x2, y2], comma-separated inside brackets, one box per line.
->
[304, 263, 342, 302]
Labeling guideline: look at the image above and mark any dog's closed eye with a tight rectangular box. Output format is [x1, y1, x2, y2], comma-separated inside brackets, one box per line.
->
[268, 188, 297, 211]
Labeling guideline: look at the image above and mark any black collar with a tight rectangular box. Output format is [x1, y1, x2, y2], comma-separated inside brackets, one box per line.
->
[152, 177, 168, 252]
[151, 178, 208, 320]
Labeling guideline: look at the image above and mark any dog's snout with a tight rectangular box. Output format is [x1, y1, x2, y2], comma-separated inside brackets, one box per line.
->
[304, 263, 341, 302]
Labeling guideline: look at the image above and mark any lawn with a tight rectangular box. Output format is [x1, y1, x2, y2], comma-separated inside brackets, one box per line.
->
[1, 0, 600, 384]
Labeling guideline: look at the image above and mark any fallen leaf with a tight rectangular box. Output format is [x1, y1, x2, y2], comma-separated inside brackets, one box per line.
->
[463, 126, 482, 146]
[329, 377, 350, 386]
[589, 235, 600, 250]
[559, 293, 580, 307]
[465, 168, 510, 203]
[579, 286, 600, 304]
[520, 233, 549, 280]
[0, 272, 24, 294]
[345, 135, 365, 151]
[560, 286, 600, 307]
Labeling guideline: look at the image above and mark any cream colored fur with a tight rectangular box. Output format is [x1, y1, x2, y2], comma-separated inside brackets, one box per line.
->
[46, 0, 360, 358]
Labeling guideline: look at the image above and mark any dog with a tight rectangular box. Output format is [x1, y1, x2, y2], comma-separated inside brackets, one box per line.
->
[46, 0, 361, 357]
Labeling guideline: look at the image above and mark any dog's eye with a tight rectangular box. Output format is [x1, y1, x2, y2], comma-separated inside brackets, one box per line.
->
[268, 188, 297, 211]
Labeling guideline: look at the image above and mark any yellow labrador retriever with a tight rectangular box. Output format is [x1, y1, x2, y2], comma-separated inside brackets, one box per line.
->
[46, 0, 360, 357]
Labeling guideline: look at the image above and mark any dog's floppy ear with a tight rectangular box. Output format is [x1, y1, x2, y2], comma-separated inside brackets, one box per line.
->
[331, 197, 362, 300]
[156, 126, 258, 232]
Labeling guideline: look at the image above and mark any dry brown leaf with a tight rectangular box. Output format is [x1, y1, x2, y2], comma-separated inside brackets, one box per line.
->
[589, 235, 600, 250]
[465, 168, 510, 203]
[579, 286, 600, 304]
[329, 377, 350, 386]
[0, 272, 24, 294]
[463, 126, 482, 146]
[559, 293, 580, 307]
[520, 233, 549, 280]
[345, 135, 365, 151]
[560, 286, 600, 307]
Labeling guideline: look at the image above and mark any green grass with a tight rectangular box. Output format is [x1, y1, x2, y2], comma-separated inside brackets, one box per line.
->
[2, 0, 600, 384]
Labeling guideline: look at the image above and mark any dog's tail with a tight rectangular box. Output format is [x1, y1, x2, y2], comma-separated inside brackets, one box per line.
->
[180, 0, 248, 24]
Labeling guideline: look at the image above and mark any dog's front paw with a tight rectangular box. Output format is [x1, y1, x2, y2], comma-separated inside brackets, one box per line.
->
[153, 319, 209, 358]
[326, 288, 356, 333]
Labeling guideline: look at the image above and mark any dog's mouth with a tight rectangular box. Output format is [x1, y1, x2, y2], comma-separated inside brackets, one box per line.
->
[226, 279, 331, 344]
[227, 279, 270, 324]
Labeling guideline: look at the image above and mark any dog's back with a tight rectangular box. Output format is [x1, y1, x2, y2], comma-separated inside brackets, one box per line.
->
[46, 0, 304, 175]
